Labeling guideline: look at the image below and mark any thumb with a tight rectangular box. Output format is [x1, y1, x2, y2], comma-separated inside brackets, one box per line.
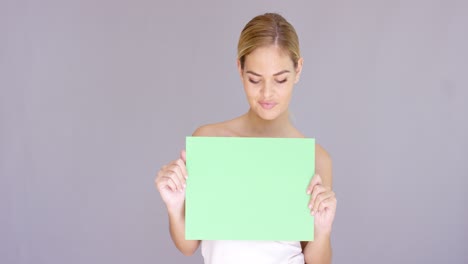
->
[307, 174, 322, 194]
[180, 149, 186, 163]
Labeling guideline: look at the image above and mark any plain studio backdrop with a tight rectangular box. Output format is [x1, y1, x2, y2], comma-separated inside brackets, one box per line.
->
[1, 0, 467, 263]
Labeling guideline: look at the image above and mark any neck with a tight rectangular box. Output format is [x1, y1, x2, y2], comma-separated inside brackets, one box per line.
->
[243, 108, 292, 137]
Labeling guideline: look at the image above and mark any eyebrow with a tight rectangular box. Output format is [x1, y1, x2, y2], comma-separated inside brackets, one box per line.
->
[246, 70, 290, 77]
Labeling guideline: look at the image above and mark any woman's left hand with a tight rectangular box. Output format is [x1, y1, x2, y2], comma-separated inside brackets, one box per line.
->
[306, 174, 337, 236]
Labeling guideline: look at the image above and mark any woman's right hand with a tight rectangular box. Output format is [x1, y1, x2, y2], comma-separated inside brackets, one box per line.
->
[155, 150, 188, 213]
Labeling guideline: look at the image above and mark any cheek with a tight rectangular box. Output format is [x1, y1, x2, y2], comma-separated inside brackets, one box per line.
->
[278, 84, 294, 99]
[243, 82, 259, 98]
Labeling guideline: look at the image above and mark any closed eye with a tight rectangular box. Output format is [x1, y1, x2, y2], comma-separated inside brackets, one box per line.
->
[276, 79, 287, 84]
[249, 78, 260, 84]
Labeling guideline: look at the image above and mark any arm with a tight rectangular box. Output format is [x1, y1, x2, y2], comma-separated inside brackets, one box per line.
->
[302, 233, 332, 264]
[168, 202, 200, 256]
[156, 126, 214, 256]
[302, 144, 336, 264]
[156, 150, 201, 256]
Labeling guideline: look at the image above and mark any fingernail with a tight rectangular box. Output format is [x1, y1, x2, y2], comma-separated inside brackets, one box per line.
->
[306, 190, 311, 195]
[183, 184, 186, 188]
[311, 211, 314, 216]
[308, 204, 312, 209]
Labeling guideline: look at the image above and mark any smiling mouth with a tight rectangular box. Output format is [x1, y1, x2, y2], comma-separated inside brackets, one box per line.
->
[259, 102, 277, 110]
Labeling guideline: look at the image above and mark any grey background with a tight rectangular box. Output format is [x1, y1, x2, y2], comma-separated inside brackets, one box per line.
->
[1, 0, 467, 263]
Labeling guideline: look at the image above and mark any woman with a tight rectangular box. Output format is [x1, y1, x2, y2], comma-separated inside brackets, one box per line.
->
[155, 13, 337, 264]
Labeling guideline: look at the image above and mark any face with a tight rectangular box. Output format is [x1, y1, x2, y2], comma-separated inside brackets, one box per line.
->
[238, 45, 303, 121]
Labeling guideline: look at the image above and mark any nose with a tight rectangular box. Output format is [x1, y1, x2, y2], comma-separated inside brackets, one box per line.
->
[261, 81, 273, 98]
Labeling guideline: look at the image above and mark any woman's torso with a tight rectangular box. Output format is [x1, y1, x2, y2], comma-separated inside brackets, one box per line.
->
[201, 240, 304, 264]
[196, 115, 306, 264]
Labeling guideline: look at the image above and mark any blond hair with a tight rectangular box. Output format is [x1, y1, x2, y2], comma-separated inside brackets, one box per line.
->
[237, 13, 301, 69]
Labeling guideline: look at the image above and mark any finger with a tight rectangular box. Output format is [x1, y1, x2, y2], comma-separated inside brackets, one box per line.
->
[175, 158, 188, 179]
[308, 184, 326, 209]
[154, 175, 160, 188]
[168, 164, 186, 189]
[316, 201, 328, 215]
[318, 197, 337, 212]
[156, 165, 168, 175]
[157, 176, 177, 192]
[163, 170, 183, 191]
[306, 174, 322, 194]
[155, 169, 165, 183]
[181, 150, 186, 163]
[313, 191, 334, 213]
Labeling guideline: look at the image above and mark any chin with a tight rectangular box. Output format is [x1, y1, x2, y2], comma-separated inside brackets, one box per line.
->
[254, 107, 283, 121]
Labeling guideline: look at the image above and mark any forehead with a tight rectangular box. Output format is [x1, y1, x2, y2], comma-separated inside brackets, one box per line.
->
[243, 45, 294, 73]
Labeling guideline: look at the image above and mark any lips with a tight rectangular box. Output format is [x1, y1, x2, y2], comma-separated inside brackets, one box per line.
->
[259, 101, 277, 110]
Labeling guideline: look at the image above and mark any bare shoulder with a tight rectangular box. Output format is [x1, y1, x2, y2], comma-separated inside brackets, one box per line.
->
[294, 130, 331, 164]
[192, 124, 218, 137]
[192, 119, 240, 137]
[315, 143, 333, 187]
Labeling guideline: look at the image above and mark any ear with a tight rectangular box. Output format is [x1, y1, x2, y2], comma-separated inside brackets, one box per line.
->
[294, 57, 304, 84]
[237, 59, 244, 80]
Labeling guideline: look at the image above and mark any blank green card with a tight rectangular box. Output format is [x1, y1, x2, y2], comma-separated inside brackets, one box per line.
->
[185, 137, 315, 241]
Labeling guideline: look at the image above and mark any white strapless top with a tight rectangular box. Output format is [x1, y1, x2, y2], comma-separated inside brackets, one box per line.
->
[201, 240, 304, 264]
